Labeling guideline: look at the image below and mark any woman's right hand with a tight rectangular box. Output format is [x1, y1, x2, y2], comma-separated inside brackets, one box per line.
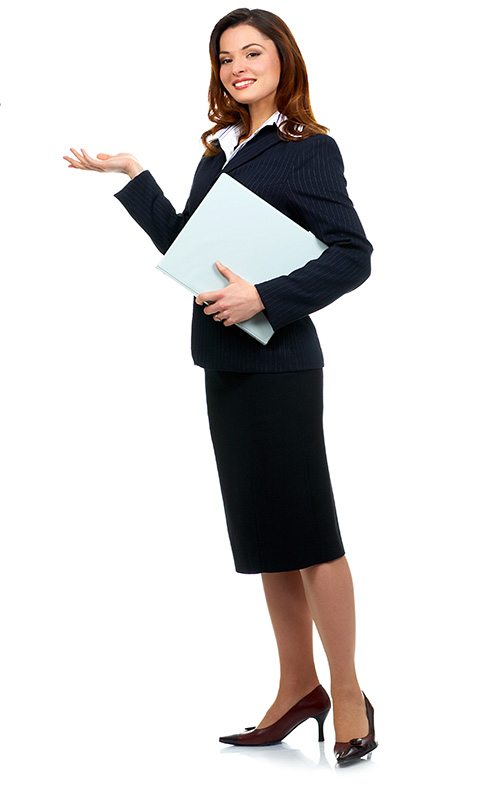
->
[62, 148, 145, 179]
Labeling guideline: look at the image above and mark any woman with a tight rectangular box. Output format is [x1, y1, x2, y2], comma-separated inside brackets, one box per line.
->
[63, 8, 377, 766]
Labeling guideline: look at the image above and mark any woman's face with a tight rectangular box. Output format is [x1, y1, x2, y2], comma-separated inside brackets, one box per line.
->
[218, 24, 281, 109]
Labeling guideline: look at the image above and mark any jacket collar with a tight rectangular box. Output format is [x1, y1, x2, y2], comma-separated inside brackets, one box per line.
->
[211, 110, 287, 164]
[209, 111, 298, 175]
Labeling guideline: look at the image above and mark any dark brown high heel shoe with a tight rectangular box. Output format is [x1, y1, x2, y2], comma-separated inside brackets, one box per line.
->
[219, 684, 331, 746]
[334, 690, 378, 765]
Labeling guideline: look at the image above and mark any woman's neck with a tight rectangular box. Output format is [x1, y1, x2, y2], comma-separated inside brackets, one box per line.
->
[238, 108, 278, 145]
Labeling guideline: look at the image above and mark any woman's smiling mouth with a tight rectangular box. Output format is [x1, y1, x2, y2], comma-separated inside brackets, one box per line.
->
[233, 79, 257, 89]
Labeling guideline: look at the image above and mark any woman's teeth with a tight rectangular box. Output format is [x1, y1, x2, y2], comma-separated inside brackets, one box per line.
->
[234, 79, 256, 89]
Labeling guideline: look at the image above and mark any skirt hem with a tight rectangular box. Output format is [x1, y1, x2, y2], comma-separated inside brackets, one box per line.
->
[234, 548, 346, 575]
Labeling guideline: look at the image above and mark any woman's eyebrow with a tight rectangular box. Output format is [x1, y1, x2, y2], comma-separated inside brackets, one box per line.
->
[219, 43, 265, 55]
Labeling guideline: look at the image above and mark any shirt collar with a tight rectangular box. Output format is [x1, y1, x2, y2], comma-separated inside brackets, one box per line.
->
[210, 111, 287, 161]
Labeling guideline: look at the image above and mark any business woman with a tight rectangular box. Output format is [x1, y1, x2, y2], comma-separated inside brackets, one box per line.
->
[63, 7, 377, 766]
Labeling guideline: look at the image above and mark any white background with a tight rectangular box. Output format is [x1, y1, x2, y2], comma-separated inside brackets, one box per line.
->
[1, 0, 498, 786]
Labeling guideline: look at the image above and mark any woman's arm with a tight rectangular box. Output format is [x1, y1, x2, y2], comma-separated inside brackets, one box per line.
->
[114, 170, 192, 255]
[62, 147, 189, 255]
[254, 134, 373, 332]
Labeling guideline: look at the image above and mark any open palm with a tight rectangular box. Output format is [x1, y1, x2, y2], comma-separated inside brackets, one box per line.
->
[62, 148, 139, 175]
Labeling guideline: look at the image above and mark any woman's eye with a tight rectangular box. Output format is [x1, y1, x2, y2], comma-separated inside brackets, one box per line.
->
[220, 52, 260, 65]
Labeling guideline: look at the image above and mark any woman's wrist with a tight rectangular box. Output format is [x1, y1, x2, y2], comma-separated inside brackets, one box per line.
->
[126, 162, 145, 180]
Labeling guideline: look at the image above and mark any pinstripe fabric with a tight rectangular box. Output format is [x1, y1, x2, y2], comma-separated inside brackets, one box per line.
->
[114, 124, 373, 372]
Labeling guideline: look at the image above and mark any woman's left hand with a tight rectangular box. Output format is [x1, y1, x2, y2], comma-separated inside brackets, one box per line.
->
[195, 261, 265, 326]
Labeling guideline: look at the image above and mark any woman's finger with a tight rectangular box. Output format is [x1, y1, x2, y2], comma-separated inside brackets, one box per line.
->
[68, 148, 98, 171]
[80, 148, 97, 163]
[64, 154, 86, 169]
[69, 147, 88, 166]
[80, 148, 105, 169]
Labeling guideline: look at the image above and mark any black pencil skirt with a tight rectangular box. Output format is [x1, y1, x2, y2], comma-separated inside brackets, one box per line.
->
[203, 368, 346, 574]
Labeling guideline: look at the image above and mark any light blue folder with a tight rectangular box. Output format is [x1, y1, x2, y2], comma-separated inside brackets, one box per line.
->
[156, 173, 327, 345]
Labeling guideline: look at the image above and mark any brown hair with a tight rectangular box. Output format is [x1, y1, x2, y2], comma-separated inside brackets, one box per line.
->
[201, 8, 330, 157]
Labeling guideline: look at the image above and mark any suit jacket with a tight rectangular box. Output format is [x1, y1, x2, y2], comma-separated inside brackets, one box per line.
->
[114, 124, 373, 372]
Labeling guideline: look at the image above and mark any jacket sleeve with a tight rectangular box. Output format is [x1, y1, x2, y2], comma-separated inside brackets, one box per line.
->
[253, 135, 373, 332]
[113, 167, 197, 255]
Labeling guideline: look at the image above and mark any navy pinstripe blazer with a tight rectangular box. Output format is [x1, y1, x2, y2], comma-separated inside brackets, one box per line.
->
[114, 124, 373, 373]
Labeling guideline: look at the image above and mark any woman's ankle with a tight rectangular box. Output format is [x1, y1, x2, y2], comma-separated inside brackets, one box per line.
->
[331, 679, 363, 698]
[278, 677, 321, 696]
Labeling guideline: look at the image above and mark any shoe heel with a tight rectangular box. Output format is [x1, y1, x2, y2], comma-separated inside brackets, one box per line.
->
[314, 708, 329, 741]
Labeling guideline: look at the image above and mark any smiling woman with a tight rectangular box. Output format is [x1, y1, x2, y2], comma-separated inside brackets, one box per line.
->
[218, 26, 282, 139]
[63, 5, 377, 766]
[201, 11, 330, 155]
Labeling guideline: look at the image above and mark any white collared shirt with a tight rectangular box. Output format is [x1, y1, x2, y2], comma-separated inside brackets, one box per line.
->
[211, 110, 288, 169]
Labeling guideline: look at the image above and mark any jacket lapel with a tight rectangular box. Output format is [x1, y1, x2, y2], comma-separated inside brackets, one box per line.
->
[219, 124, 283, 175]
[189, 125, 284, 215]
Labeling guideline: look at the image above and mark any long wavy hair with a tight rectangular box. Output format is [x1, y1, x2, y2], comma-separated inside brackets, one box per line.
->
[201, 8, 330, 157]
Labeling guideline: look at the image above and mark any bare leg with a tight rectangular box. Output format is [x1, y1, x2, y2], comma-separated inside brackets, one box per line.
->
[255, 569, 322, 728]
[300, 555, 369, 742]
